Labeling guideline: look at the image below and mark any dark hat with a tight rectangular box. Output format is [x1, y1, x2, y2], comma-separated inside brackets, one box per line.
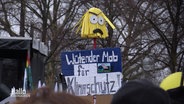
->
[111, 79, 171, 104]
[167, 86, 184, 104]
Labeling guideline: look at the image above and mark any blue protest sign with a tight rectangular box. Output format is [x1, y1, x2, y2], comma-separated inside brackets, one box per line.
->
[61, 48, 122, 76]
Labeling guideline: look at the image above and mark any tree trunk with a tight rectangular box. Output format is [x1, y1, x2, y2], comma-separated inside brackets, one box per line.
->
[20, 0, 25, 37]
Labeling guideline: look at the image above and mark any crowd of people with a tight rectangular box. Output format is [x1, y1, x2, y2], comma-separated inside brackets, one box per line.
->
[0, 78, 183, 104]
[112, 80, 184, 104]
[13, 87, 89, 104]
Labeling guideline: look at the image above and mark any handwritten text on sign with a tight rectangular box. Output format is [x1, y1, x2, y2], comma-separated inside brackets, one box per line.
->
[74, 63, 97, 76]
[66, 72, 122, 96]
[65, 51, 118, 65]
[61, 48, 122, 76]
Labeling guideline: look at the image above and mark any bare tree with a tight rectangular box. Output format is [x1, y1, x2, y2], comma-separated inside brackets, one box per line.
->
[84, 0, 184, 81]
[1, 0, 183, 85]
[0, 0, 19, 36]
[20, 0, 26, 37]
[137, 0, 184, 73]
[69, 0, 163, 80]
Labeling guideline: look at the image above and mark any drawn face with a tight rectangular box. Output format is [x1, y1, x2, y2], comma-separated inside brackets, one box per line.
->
[79, 7, 115, 39]
[88, 12, 106, 37]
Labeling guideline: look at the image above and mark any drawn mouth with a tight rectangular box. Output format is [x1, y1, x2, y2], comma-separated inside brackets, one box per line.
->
[93, 29, 103, 35]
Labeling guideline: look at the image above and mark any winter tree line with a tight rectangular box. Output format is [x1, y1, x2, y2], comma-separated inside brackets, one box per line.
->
[0, 0, 183, 85]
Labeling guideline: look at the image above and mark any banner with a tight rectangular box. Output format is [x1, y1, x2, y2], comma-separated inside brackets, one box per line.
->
[61, 48, 122, 76]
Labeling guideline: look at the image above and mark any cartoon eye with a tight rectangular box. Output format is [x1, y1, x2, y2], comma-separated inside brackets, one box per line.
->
[98, 16, 104, 25]
[90, 15, 98, 24]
